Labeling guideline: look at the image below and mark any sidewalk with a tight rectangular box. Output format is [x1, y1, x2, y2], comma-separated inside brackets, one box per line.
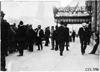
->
[6, 38, 99, 71]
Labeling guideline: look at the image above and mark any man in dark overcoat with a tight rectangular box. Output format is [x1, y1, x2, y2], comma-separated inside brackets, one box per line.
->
[57, 21, 66, 56]
[51, 26, 55, 50]
[72, 30, 76, 42]
[45, 27, 50, 46]
[16, 21, 26, 56]
[28, 25, 36, 52]
[1, 11, 10, 71]
[64, 23, 69, 51]
[78, 23, 89, 55]
[54, 25, 58, 51]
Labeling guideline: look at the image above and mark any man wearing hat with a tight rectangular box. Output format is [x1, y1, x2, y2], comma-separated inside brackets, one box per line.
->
[36, 25, 44, 50]
[78, 22, 89, 55]
[57, 21, 66, 56]
[16, 21, 26, 56]
[1, 11, 10, 71]
[64, 23, 69, 51]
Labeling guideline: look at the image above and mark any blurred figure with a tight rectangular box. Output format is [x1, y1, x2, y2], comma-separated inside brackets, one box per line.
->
[8, 25, 16, 53]
[78, 23, 89, 55]
[45, 27, 50, 46]
[34, 28, 38, 45]
[1, 11, 10, 71]
[36, 25, 44, 50]
[54, 25, 58, 51]
[72, 30, 76, 42]
[27, 25, 36, 52]
[64, 23, 69, 51]
[57, 21, 65, 56]
[16, 21, 26, 56]
[69, 31, 72, 42]
[87, 23, 91, 45]
[89, 30, 99, 54]
[12, 23, 18, 52]
[50, 26, 55, 50]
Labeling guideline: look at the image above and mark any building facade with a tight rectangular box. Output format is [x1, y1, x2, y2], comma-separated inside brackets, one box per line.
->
[97, 1, 100, 32]
[90, 0, 100, 33]
[86, 0, 100, 53]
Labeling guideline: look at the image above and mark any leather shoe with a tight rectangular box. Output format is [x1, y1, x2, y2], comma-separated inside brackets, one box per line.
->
[1, 67, 7, 71]
[60, 53, 63, 56]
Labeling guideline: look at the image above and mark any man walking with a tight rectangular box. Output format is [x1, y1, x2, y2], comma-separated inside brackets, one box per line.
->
[72, 30, 76, 42]
[78, 23, 89, 55]
[57, 21, 65, 56]
[51, 26, 55, 50]
[54, 25, 59, 51]
[64, 23, 69, 51]
[89, 30, 99, 54]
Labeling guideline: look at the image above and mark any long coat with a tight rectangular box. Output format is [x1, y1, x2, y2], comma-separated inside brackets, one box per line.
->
[78, 27, 89, 42]
[16, 25, 26, 43]
[57, 26, 65, 44]
[64, 27, 69, 41]
[1, 18, 10, 55]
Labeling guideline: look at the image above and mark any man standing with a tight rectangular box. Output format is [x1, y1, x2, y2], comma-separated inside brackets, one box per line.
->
[57, 21, 65, 56]
[51, 26, 55, 50]
[87, 22, 91, 45]
[54, 25, 58, 51]
[64, 23, 69, 51]
[1, 11, 10, 71]
[17, 21, 26, 56]
[28, 25, 36, 52]
[78, 23, 89, 55]
[36, 25, 44, 50]
[45, 27, 50, 46]
[89, 30, 99, 54]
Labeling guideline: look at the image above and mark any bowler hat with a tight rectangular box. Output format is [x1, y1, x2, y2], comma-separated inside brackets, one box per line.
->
[1, 11, 5, 17]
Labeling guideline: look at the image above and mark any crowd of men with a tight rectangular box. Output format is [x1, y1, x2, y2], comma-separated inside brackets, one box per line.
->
[1, 11, 99, 71]
[1, 11, 72, 71]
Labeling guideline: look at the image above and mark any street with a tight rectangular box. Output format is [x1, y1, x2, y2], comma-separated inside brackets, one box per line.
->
[6, 38, 99, 71]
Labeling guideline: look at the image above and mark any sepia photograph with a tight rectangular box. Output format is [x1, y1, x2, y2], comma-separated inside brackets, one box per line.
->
[0, 0, 100, 71]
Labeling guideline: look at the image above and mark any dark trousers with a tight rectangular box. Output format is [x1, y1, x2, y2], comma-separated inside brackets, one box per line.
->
[45, 37, 49, 46]
[13, 40, 18, 51]
[79, 36, 82, 43]
[55, 39, 58, 50]
[72, 36, 75, 42]
[37, 37, 43, 50]
[65, 41, 69, 50]
[1, 55, 6, 69]
[69, 36, 72, 42]
[91, 41, 99, 53]
[59, 42, 65, 55]
[38, 43, 43, 50]
[51, 38, 54, 49]
[18, 42, 24, 55]
[81, 40, 87, 54]
[9, 40, 15, 53]
[1, 41, 7, 69]
[29, 41, 34, 51]
[87, 36, 91, 45]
